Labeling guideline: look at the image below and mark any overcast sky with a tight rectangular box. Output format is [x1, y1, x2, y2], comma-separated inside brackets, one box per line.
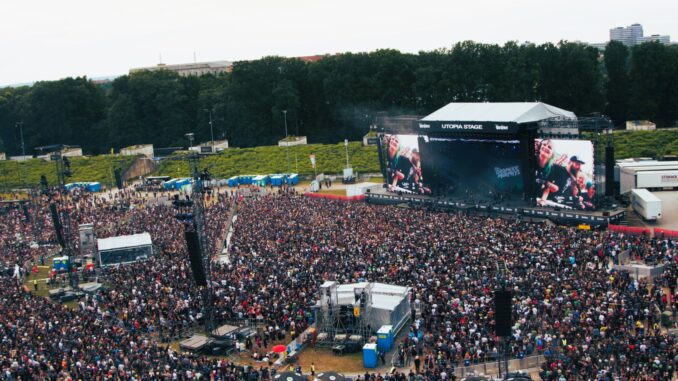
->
[1, 0, 676, 86]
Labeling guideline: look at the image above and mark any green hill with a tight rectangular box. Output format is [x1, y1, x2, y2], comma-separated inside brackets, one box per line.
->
[152, 142, 380, 179]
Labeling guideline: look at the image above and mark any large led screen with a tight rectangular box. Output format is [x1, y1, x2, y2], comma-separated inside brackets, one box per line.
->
[535, 139, 596, 210]
[383, 134, 430, 194]
[426, 137, 524, 196]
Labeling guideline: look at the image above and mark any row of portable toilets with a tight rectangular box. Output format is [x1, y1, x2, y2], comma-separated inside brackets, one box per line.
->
[159, 174, 300, 191]
[227, 174, 299, 187]
[65, 182, 101, 192]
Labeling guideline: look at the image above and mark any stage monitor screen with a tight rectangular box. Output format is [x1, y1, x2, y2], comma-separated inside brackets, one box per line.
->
[535, 139, 596, 210]
[424, 137, 524, 197]
[383, 134, 430, 195]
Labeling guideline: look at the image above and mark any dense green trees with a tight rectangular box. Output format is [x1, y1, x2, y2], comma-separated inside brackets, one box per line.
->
[1, 40, 677, 156]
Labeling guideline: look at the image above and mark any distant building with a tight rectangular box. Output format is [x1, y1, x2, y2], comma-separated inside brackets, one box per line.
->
[589, 24, 672, 51]
[637, 34, 671, 44]
[189, 140, 229, 153]
[296, 55, 329, 63]
[129, 61, 232, 77]
[10, 155, 32, 162]
[0, 152, 5, 161]
[37, 147, 83, 160]
[609, 24, 671, 47]
[626, 120, 656, 131]
[121, 144, 154, 158]
[610, 24, 644, 46]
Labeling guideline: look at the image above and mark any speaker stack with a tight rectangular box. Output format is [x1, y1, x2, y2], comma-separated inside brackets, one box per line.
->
[605, 146, 615, 196]
[494, 289, 513, 337]
[49, 204, 66, 248]
[184, 230, 207, 287]
[114, 168, 124, 189]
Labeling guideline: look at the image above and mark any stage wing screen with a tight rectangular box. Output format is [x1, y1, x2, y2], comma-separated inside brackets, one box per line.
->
[383, 134, 430, 194]
[535, 139, 596, 210]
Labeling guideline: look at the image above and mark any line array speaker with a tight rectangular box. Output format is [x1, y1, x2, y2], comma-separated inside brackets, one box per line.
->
[494, 289, 513, 337]
[184, 230, 207, 287]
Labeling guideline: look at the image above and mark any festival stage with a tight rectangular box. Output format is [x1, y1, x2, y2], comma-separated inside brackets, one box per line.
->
[366, 187, 626, 226]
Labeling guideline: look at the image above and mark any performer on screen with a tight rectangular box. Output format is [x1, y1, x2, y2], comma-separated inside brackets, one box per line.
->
[385, 135, 413, 192]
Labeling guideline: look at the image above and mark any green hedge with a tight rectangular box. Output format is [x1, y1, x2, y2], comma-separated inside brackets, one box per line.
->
[612, 129, 678, 159]
[152, 142, 380, 179]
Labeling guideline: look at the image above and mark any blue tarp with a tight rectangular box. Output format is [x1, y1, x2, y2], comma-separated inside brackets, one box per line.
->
[228, 176, 239, 187]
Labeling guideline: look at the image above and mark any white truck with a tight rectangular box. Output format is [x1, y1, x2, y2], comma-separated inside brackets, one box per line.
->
[630, 188, 662, 221]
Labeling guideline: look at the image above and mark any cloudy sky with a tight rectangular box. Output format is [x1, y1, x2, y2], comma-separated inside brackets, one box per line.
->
[1, 0, 676, 86]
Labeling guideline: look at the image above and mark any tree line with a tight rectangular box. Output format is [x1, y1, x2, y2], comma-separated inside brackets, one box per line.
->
[1, 40, 677, 156]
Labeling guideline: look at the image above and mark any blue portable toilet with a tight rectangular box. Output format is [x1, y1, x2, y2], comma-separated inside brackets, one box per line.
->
[288, 174, 299, 185]
[252, 175, 270, 187]
[53, 256, 70, 272]
[87, 182, 101, 192]
[377, 325, 394, 352]
[227, 176, 239, 187]
[363, 343, 377, 368]
[174, 178, 190, 189]
[163, 179, 178, 190]
[270, 174, 284, 186]
[238, 175, 253, 185]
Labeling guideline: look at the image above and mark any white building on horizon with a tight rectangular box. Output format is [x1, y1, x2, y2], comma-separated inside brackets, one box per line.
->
[129, 61, 232, 77]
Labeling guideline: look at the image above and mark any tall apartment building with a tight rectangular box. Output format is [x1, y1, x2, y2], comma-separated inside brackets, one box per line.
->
[609, 24, 671, 47]
[610, 24, 644, 46]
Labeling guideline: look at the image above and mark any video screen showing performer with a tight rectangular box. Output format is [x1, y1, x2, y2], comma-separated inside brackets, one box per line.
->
[383, 134, 430, 194]
[535, 139, 596, 210]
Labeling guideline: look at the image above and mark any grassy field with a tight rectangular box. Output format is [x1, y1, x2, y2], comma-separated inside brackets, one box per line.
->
[152, 142, 380, 179]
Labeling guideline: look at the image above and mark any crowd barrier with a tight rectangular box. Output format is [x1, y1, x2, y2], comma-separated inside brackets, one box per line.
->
[655, 228, 678, 238]
[609, 224, 651, 235]
[304, 193, 366, 202]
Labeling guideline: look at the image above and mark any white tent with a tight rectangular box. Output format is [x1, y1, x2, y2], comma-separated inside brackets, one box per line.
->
[97, 232, 152, 251]
[96, 232, 153, 267]
[421, 102, 576, 124]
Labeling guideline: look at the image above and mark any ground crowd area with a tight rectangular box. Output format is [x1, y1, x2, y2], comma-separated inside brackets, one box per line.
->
[0, 189, 676, 381]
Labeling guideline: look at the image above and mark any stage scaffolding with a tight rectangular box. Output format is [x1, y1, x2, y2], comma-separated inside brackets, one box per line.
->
[314, 281, 374, 349]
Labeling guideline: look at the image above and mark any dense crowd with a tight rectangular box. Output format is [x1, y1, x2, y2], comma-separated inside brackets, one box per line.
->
[0, 190, 676, 380]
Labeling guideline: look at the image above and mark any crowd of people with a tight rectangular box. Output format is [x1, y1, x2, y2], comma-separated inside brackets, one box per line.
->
[0, 189, 676, 380]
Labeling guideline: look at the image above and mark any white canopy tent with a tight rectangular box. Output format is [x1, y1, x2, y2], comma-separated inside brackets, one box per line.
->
[96, 232, 153, 267]
[421, 102, 576, 124]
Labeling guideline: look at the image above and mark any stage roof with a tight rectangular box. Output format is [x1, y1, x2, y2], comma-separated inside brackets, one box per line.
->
[97, 232, 152, 251]
[421, 102, 576, 124]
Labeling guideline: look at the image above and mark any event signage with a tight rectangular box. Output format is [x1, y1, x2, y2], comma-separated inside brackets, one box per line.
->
[415, 120, 519, 134]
